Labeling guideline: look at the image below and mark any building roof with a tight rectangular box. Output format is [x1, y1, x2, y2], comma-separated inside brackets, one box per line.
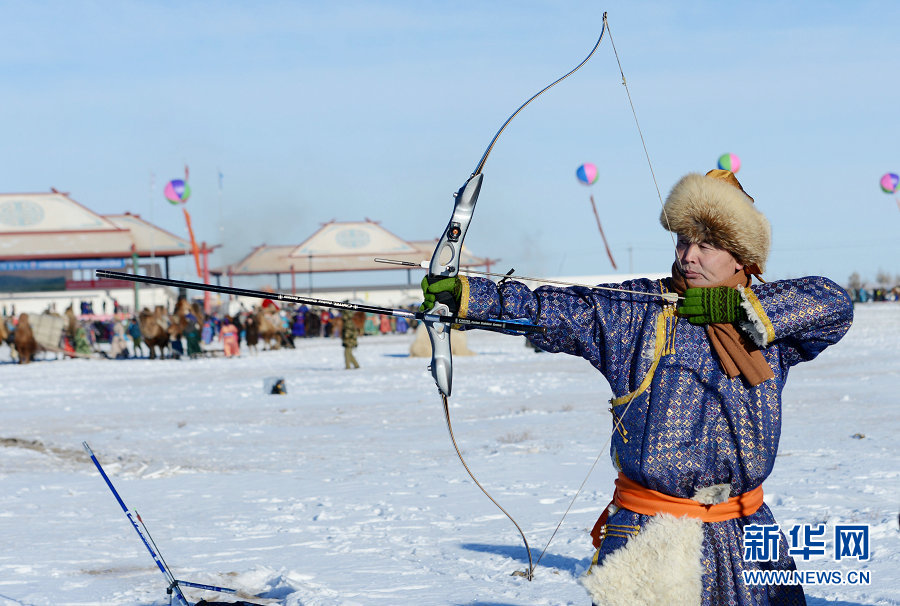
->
[214, 219, 493, 276]
[104, 213, 192, 257]
[0, 192, 192, 261]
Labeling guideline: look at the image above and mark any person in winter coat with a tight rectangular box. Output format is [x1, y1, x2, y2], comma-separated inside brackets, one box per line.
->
[127, 317, 143, 357]
[231, 313, 243, 340]
[291, 311, 305, 339]
[305, 310, 321, 338]
[421, 170, 853, 606]
[321, 310, 332, 337]
[107, 322, 129, 359]
[340, 308, 360, 369]
[201, 319, 214, 345]
[245, 314, 259, 354]
[184, 313, 202, 358]
[363, 313, 378, 335]
[73, 324, 92, 356]
[221, 318, 240, 358]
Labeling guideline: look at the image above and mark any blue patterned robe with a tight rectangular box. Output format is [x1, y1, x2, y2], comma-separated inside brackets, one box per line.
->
[460, 275, 853, 606]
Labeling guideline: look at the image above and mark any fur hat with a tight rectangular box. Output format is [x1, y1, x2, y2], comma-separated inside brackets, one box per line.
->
[660, 169, 771, 272]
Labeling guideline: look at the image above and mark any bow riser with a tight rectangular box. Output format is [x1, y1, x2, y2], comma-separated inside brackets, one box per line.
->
[425, 172, 483, 397]
[425, 302, 452, 396]
[429, 173, 483, 276]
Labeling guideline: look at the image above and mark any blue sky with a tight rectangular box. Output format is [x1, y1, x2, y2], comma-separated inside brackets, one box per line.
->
[2, 1, 898, 287]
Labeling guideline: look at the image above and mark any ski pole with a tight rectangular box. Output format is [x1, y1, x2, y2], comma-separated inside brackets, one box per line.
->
[82, 442, 192, 606]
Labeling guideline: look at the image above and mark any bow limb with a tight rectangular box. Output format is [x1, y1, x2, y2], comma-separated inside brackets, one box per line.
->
[423, 16, 609, 582]
[425, 9, 608, 395]
[424, 173, 535, 579]
[440, 390, 534, 579]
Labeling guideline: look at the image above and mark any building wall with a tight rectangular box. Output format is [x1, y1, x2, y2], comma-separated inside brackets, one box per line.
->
[0, 286, 177, 317]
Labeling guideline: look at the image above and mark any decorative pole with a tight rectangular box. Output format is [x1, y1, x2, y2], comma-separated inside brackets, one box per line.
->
[201, 241, 211, 314]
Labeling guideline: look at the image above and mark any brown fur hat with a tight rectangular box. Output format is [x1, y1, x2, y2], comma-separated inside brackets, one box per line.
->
[660, 169, 771, 271]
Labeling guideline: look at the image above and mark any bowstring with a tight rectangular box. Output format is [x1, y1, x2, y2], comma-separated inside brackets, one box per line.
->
[533, 315, 673, 570]
[605, 16, 683, 272]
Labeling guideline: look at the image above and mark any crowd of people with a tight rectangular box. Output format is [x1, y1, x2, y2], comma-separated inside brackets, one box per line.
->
[847, 286, 900, 303]
[1, 299, 420, 363]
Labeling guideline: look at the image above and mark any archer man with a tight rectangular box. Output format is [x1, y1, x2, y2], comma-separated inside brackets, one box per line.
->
[422, 169, 853, 606]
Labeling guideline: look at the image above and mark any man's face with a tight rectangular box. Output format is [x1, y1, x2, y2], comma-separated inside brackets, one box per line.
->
[675, 235, 743, 286]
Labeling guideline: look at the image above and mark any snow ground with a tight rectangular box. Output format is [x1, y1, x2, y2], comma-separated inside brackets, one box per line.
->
[0, 304, 897, 606]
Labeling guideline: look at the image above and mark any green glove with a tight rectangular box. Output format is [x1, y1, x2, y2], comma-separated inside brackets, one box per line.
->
[419, 275, 462, 314]
[677, 286, 745, 325]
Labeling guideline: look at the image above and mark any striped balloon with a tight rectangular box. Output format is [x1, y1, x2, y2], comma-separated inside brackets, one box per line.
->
[576, 163, 598, 185]
[164, 179, 191, 205]
[717, 153, 741, 174]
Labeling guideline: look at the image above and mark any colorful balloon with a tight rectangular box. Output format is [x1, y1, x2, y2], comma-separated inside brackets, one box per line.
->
[164, 179, 191, 205]
[879, 172, 899, 194]
[717, 153, 741, 174]
[576, 163, 598, 185]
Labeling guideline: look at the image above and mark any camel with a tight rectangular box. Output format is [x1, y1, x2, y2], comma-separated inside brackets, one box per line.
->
[169, 298, 205, 357]
[139, 306, 170, 359]
[169, 298, 203, 337]
[14, 313, 37, 364]
[61, 306, 81, 353]
[256, 308, 284, 350]
[0, 316, 12, 361]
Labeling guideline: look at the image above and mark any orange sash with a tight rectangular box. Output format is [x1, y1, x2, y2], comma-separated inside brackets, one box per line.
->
[591, 473, 764, 548]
